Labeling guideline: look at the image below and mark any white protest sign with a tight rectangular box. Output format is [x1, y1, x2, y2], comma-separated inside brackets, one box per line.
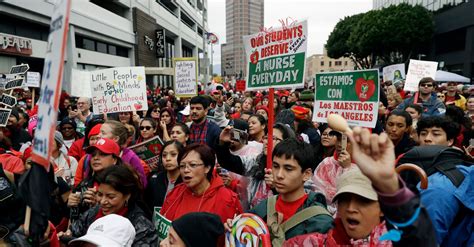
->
[90, 66, 147, 114]
[70, 68, 92, 98]
[382, 64, 405, 83]
[243, 19, 308, 90]
[32, 0, 71, 169]
[404, 59, 438, 92]
[173, 58, 198, 98]
[26, 72, 41, 88]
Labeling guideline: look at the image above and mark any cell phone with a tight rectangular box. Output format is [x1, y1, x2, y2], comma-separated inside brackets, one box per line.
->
[71, 105, 78, 111]
[470, 139, 474, 147]
[231, 129, 249, 145]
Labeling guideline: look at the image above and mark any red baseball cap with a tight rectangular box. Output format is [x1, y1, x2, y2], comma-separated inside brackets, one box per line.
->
[86, 138, 120, 157]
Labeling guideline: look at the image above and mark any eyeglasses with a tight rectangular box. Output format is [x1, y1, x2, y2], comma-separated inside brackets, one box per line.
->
[321, 132, 335, 137]
[178, 162, 204, 170]
[263, 136, 283, 142]
[420, 84, 433, 88]
[140, 126, 153, 131]
[77, 102, 86, 105]
[152, 109, 159, 113]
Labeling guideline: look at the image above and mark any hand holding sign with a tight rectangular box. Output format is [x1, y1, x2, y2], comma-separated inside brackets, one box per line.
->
[329, 114, 399, 194]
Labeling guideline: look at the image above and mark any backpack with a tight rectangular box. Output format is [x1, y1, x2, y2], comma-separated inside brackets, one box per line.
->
[266, 195, 330, 247]
[396, 145, 471, 188]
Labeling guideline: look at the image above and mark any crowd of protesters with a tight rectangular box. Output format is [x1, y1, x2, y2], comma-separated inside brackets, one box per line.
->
[0, 78, 472, 246]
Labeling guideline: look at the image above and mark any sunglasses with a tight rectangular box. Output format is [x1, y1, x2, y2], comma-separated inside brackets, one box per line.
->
[437, 95, 445, 98]
[140, 126, 153, 131]
[420, 84, 433, 88]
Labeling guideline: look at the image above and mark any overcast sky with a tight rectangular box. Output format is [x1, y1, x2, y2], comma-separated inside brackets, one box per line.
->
[208, 0, 373, 70]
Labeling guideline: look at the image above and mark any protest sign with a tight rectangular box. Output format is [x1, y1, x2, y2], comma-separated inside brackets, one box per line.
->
[0, 108, 11, 127]
[173, 58, 198, 98]
[128, 135, 164, 168]
[1, 78, 24, 90]
[243, 19, 307, 90]
[26, 72, 41, 88]
[31, 0, 71, 168]
[382, 64, 405, 84]
[9, 64, 29, 75]
[90, 66, 147, 114]
[0, 94, 17, 107]
[313, 69, 379, 128]
[154, 207, 171, 242]
[70, 68, 92, 98]
[235, 80, 246, 92]
[404, 59, 438, 92]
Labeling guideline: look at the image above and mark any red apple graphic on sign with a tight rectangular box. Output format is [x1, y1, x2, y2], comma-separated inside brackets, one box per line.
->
[250, 50, 259, 64]
[355, 74, 376, 102]
[134, 102, 143, 110]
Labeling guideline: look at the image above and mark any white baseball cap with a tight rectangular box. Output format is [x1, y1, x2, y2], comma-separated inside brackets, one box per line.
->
[69, 214, 136, 247]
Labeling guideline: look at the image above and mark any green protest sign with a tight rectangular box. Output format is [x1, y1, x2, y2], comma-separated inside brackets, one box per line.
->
[312, 69, 379, 128]
[243, 20, 307, 90]
[154, 207, 172, 241]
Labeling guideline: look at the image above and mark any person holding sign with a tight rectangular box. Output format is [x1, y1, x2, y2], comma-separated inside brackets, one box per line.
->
[68, 165, 158, 246]
[396, 77, 445, 117]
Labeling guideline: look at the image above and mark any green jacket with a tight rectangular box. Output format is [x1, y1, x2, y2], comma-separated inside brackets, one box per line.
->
[248, 191, 334, 240]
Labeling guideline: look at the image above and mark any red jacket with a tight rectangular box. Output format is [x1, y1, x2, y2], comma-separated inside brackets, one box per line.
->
[68, 137, 85, 162]
[160, 175, 242, 223]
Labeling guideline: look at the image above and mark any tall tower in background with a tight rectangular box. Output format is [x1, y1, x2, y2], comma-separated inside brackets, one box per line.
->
[221, 0, 264, 78]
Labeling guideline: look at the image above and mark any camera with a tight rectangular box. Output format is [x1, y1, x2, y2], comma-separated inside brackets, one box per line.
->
[231, 129, 248, 145]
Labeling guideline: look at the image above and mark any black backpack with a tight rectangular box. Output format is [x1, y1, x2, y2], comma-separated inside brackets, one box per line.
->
[396, 145, 471, 188]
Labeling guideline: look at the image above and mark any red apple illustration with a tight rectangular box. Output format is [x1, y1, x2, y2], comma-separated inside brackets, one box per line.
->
[355, 76, 376, 102]
[134, 102, 143, 110]
[250, 50, 259, 64]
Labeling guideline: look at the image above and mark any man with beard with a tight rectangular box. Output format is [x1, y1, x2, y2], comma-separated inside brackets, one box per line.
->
[188, 95, 221, 149]
[3, 107, 31, 151]
[397, 77, 445, 117]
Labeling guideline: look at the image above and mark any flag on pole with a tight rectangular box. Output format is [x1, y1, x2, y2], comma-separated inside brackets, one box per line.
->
[205, 32, 219, 44]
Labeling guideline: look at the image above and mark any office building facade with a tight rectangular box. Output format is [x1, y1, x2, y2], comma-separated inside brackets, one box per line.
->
[0, 0, 209, 90]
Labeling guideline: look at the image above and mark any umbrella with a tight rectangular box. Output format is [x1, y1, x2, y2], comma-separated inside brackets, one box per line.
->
[435, 70, 470, 83]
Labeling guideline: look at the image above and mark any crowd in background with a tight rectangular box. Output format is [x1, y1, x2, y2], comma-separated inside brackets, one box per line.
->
[0, 77, 472, 246]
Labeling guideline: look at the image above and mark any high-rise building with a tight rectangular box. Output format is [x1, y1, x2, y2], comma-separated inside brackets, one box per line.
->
[221, 0, 264, 78]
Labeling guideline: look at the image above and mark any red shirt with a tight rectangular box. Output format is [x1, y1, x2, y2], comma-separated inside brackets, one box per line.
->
[275, 194, 308, 222]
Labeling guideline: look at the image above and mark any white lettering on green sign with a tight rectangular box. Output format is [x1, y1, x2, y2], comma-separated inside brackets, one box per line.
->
[319, 75, 354, 86]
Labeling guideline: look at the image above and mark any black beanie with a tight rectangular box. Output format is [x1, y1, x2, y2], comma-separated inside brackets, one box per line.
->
[172, 212, 224, 247]
[231, 118, 249, 132]
[9, 107, 20, 120]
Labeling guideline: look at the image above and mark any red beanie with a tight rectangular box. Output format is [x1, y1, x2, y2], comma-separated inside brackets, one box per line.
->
[88, 124, 102, 139]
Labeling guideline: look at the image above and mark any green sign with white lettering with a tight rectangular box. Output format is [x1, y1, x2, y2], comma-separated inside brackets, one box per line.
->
[154, 207, 172, 241]
[243, 20, 307, 90]
[312, 69, 380, 128]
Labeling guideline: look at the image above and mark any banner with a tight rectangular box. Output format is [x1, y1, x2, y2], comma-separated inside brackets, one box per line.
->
[154, 207, 171, 242]
[26, 72, 41, 88]
[313, 69, 379, 128]
[31, 0, 71, 168]
[128, 135, 164, 168]
[404, 59, 438, 92]
[90, 66, 147, 114]
[243, 20, 307, 90]
[382, 64, 405, 84]
[173, 58, 198, 98]
[70, 69, 92, 98]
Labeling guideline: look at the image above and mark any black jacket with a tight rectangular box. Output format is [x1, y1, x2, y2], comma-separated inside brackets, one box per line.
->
[145, 171, 182, 209]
